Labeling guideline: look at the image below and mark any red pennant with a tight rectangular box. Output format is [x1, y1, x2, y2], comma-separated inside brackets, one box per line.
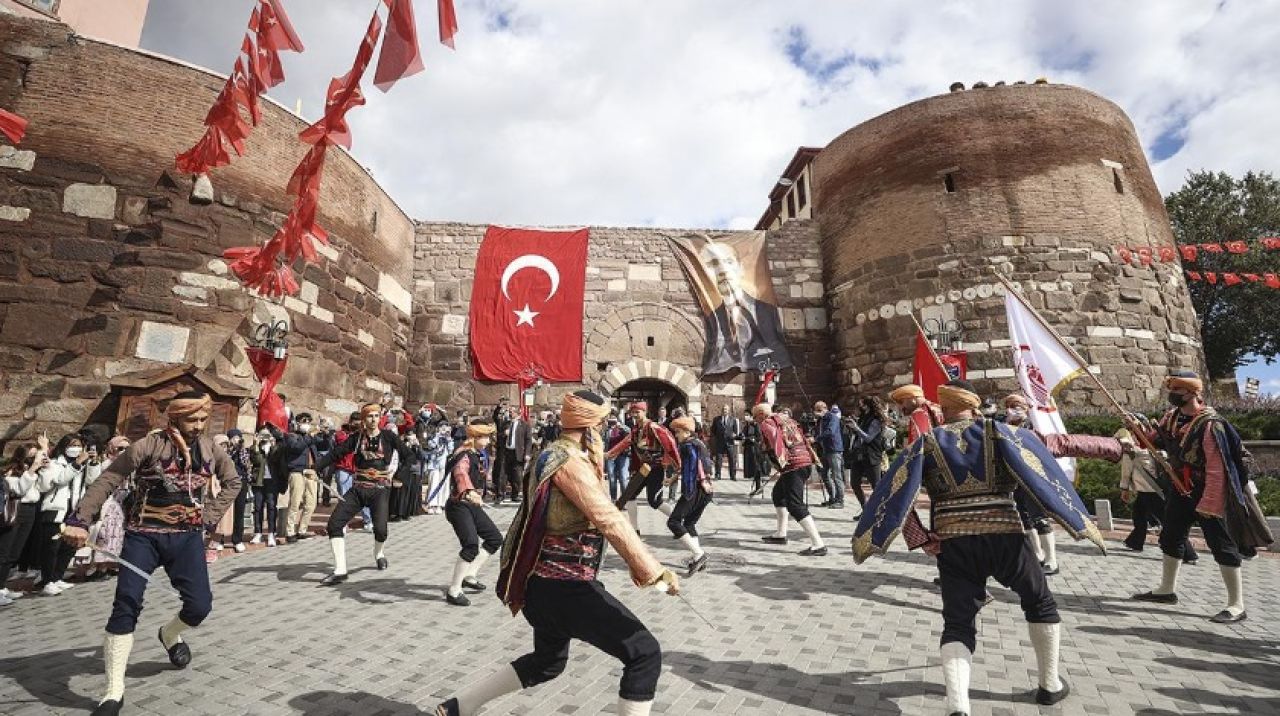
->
[1244, 274, 1262, 282]
[1225, 240, 1249, 254]
[175, 126, 232, 174]
[438, 0, 459, 49]
[0, 108, 28, 144]
[1263, 237, 1280, 250]
[374, 0, 426, 92]
[1223, 273, 1242, 286]
[1180, 245, 1198, 262]
[1205, 272, 1218, 284]
[1201, 243, 1224, 253]
[1266, 274, 1280, 289]
[300, 12, 381, 148]
[203, 80, 250, 155]
[1117, 247, 1132, 264]
[1158, 246, 1176, 263]
[259, 0, 305, 53]
[252, 7, 287, 88]
[1187, 271, 1201, 281]
[1137, 247, 1153, 266]
[230, 59, 263, 126]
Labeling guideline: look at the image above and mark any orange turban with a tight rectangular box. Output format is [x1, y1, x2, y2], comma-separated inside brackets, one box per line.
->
[627, 401, 648, 413]
[889, 385, 924, 403]
[937, 384, 982, 411]
[562, 391, 611, 429]
[669, 416, 696, 433]
[466, 421, 496, 438]
[166, 393, 212, 419]
[751, 403, 771, 418]
[1164, 372, 1203, 394]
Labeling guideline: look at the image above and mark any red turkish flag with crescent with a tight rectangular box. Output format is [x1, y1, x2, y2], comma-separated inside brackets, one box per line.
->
[469, 226, 589, 382]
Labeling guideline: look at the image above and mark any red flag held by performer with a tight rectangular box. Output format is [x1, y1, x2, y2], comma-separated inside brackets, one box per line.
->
[246, 347, 289, 431]
[469, 226, 589, 382]
[374, 0, 426, 92]
[910, 330, 966, 403]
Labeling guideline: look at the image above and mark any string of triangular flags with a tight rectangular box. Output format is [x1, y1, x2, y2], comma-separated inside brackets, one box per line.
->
[175, 0, 305, 176]
[1185, 271, 1280, 288]
[1114, 237, 1280, 266]
[223, 0, 457, 296]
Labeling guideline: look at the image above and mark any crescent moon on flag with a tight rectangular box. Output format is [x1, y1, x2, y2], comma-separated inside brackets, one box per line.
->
[500, 254, 560, 301]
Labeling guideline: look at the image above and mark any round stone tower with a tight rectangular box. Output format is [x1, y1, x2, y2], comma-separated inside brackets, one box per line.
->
[812, 82, 1203, 408]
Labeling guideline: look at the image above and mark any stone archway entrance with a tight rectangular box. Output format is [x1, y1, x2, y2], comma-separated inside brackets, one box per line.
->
[598, 358, 702, 418]
[611, 378, 685, 421]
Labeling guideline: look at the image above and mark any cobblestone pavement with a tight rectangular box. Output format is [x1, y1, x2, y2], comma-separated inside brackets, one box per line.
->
[3, 480, 1277, 715]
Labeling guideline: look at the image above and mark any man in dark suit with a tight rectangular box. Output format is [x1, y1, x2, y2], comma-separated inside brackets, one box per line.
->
[710, 405, 740, 481]
[495, 411, 533, 505]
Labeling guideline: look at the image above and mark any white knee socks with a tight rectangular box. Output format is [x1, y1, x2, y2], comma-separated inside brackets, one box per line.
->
[627, 501, 640, 530]
[455, 664, 523, 715]
[448, 558, 470, 597]
[374, 539, 386, 560]
[678, 534, 704, 559]
[468, 550, 491, 579]
[774, 507, 788, 537]
[1040, 530, 1057, 569]
[657, 501, 674, 517]
[331, 537, 348, 576]
[1027, 529, 1045, 562]
[1220, 564, 1245, 616]
[798, 515, 824, 549]
[617, 697, 654, 716]
[940, 641, 971, 715]
[101, 632, 133, 703]
[159, 615, 189, 649]
[1027, 622, 1063, 692]
[1154, 554, 1181, 595]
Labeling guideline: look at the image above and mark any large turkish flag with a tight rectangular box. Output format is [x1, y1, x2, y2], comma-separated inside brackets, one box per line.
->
[469, 226, 589, 382]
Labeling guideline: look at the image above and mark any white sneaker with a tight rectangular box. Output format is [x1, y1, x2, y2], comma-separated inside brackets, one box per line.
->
[19, 569, 38, 581]
[267, 535, 277, 547]
[0, 588, 20, 600]
[234, 543, 246, 553]
[250, 534, 263, 545]
[54, 580, 73, 590]
[0, 593, 12, 607]
[38, 583, 63, 596]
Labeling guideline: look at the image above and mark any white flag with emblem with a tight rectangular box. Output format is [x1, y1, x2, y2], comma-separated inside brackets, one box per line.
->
[1004, 292, 1089, 480]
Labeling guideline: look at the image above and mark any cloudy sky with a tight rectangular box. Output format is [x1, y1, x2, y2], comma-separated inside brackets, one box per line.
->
[139, 0, 1280, 391]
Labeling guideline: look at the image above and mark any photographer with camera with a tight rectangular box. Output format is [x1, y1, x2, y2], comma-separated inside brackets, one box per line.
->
[0, 440, 48, 605]
[812, 402, 844, 509]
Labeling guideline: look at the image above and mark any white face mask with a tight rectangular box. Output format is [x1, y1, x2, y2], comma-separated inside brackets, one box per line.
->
[64, 447, 83, 459]
[1006, 408, 1027, 424]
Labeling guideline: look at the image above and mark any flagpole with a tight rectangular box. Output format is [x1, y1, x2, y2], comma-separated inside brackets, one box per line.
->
[992, 271, 1189, 495]
[908, 311, 950, 376]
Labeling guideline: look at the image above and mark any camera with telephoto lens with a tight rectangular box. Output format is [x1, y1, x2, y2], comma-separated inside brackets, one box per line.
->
[798, 411, 819, 433]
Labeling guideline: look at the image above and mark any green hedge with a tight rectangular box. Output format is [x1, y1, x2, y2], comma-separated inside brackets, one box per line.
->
[1074, 459, 1127, 518]
[1064, 410, 1280, 441]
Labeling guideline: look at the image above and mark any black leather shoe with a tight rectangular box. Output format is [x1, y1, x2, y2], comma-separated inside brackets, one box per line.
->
[376, 557, 389, 571]
[445, 591, 471, 606]
[946, 713, 967, 716]
[1183, 557, 1199, 565]
[799, 546, 828, 557]
[827, 502, 844, 509]
[761, 535, 788, 545]
[1209, 609, 1247, 623]
[158, 628, 191, 669]
[319, 573, 348, 587]
[1042, 563, 1060, 576]
[92, 698, 124, 715]
[1132, 590, 1178, 604]
[686, 553, 709, 577]
[435, 698, 460, 716]
[1035, 678, 1070, 706]
[461, 577, 486, 593]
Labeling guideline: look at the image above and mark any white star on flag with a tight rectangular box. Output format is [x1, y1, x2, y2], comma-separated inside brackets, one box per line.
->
[513, 303, 539, 327]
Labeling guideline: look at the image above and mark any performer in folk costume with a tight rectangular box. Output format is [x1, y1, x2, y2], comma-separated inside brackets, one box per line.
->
[60, 391, 241, 716]
[437, 391, 679, 716]
[1001, 392, 1129, 576]
[665, 416, 713, 576]
[608, 402, 681, 521]
[1127, 371, 1272, 623]
[753, 403, 827, 556]
[314, 403, 402, 586]
[443, 419, 503, 606]
[890, 384, 943, 443]
[854, 381, 1101, 715]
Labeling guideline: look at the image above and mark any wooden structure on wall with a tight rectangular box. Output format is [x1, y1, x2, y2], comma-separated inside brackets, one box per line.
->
[110, 364, 253, 441]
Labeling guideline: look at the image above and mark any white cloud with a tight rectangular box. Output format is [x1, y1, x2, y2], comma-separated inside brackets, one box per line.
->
[140, 0, 1280, 228]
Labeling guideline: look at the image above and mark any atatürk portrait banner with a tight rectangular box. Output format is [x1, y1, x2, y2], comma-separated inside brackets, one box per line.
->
[666, 232, 793, 376]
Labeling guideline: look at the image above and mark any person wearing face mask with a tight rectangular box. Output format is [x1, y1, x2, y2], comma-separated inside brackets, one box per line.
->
[0, 441, 48, 605]
[1126, 372, 1273, 623]
[249, 430, 280, 547]
[33, 434, 103, 596]
[1001, 393, 1129, 576]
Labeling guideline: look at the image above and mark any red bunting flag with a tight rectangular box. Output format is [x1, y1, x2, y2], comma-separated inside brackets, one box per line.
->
[175, 126, 232, 174]
[0, 108, 27, 144]
[203, 80, 251, 155]
[439, 0, 459, 48]
[1137, 247, 1153, 266]
[230, 59, 263, 126]
[1225, 240, 1249, 254]
[1201, 243, 1224, 254]
[1223, 273, 1243, 286]
[1263, 237, 1280, 250]
[259, 0, 305, 53]
[1180, 245, 1198, 262]
[1187, 271, 1201, 281]
[1205, 272, 1218, 284]
[1267, 274, 1280, 289]
[1158, 246, 1177, 263]
[1117, 247, 1132, 264]
[374, 0, 426, 92]
[1244, 274, 1262, 282]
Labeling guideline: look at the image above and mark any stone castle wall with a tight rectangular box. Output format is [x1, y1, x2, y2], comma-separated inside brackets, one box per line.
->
[813, 83, 1203, 407]
[0, 15, 416, 441]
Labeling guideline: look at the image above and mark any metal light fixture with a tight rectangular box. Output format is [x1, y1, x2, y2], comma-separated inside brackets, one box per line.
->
[776, 177, 795, 187]
[924, 317, 964, 353]
[252, 319, 290, 360]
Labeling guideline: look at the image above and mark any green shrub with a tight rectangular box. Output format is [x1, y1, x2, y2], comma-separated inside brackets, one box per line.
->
[1255, 476, 1280, 517]
[1064, 406, 1280, 440]
[1073, 458, 1128, 518]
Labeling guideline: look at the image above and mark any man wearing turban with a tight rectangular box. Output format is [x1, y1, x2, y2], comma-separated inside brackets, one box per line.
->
[665, 416, 714, 575]
[62, 391, 241, 716]
[889, 383, 943, 444]
[441, 419, 504, 606]
[439, 391, 679, 716]
[606, 402, 681, 525]
[1127, 371, 1271, 623]
[753, 403, 827, 556]
[313, 403, 405, 586]
[854, 380, 1101, 715]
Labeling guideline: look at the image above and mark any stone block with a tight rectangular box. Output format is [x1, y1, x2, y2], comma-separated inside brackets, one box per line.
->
[1087, 326, 1124, 338]
[300, 281, 319, 304]
[607, 279, 626, 292]
[172, 285, 207, 302]
[441, 314, 466, 336]
[310, 305, 334, 323]
[178, 271, 241, 291]
[121, 196, 149, 225]
[134, 321, 190, 363]
[378, 272, 413, 314]
[283, 296, 308, 314]
[0, 205, 30, 222]
[803, 307, 828, 330]
[627, 264, 662, 282]
[344, 276, 367, 294]
[357, 329, 375, 347]
[62, 183, 117, 220]
[0, 147, 35, 171]
[2, 304, 75, 349]
[801, 282, 824, 299]
[32, 398, 91, 425]
[207, 259, 229, 276]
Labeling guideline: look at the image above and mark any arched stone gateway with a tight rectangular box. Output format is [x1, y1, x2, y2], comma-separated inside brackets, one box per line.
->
[598, 359, 703, 418]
